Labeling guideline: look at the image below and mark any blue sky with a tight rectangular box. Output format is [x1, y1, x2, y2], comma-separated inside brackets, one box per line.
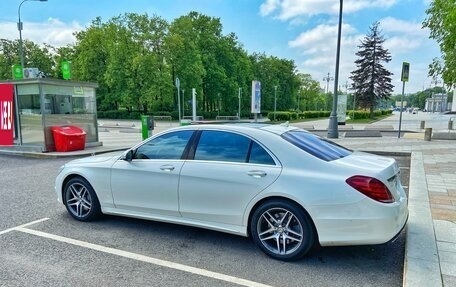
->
[1, 0, 440, 94]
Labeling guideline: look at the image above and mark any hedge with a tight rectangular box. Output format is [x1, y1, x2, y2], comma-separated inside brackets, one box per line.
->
[268, 110, 392, 121]
[97, 109, 393, 121]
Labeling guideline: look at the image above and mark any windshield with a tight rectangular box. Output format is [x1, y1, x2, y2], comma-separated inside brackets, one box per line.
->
[281, 130, 352, 161]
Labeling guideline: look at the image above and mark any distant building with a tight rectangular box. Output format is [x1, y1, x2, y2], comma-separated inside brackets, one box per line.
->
[425, 93, 448, 112]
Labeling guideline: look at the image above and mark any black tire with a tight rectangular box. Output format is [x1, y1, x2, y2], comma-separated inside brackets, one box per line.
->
[250, 200, 315, 261]
[63, 177, 101, 221]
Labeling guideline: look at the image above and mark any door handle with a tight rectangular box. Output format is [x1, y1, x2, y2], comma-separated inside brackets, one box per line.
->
[247, 170, 267, 178]
[160, 165, 175, 172]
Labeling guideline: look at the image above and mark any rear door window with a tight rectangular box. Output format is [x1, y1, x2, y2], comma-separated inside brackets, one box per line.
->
[281, 130, 351, 161]
[194, 130, 276, 165]
[194, 130, 250, 162]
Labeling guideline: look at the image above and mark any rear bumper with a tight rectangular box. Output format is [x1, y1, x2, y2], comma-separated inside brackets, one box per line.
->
[388, 213, 408, 243]
[312, 197, 409, 247]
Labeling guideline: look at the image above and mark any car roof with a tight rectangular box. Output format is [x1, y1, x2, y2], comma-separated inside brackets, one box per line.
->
[168, 122, 302, 136]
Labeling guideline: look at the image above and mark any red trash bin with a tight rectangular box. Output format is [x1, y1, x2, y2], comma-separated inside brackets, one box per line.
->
[51, 126, 86, 152]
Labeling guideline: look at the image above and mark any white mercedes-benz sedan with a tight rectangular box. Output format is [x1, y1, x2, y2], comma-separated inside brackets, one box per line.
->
[55, 123, 408, 261]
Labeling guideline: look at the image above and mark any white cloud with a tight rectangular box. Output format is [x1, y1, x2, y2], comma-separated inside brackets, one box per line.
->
[384, 37, 422, 55]
[260, 0, 280, 16]
[344, 0, 397, 14]
[260, 0, 398, 20]
[288, 23, 362, 91]
[380, 17, 426, 36]
[287, 17, 437, 94]
[0, 18, 82, 47]
[379, 17, 431, 56]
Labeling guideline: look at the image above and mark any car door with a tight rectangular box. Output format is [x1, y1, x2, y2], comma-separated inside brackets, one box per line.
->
[110, 130, 194, 217]
[179, 130, 282, 226]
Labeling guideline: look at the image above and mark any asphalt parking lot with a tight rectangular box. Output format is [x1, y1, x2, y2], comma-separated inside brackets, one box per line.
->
[0, 154, 410, 287]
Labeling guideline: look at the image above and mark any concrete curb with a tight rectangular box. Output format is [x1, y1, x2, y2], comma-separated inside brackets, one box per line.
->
[403, 152, 442, 287]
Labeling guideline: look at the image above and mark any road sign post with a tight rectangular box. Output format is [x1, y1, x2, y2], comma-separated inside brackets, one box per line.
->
[398, 62, 410, 138]
[175, 77, 181, 122]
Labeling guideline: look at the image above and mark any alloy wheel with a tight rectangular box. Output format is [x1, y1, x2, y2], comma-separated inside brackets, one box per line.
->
[256, 207, 304, 255]
[65, 182, 93, 219]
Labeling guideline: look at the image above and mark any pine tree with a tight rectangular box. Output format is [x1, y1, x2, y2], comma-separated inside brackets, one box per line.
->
[350, 22, 394, 117]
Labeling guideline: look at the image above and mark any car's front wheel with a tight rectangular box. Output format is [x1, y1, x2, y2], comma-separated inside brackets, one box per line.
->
[63, 177, 101, 221]
[250, 200, 315, 261]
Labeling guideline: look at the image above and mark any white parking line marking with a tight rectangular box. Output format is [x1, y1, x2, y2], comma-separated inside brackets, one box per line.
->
[16, 227, 273, 287]
[0, 218, 49, 236]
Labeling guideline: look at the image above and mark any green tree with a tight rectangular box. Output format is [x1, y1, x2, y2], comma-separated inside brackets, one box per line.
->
[24, 40, 54, 77]
[350, 22, 394, 118]
[0, 39, 19, 79]
[423, 0, 456, 86]
[215, 33, 252, 114]
[49, 44, 76, 79]
[167, 12, 253, 116]
[0, 39, 53, 79]
[407, 89, 436, 110]
[71, 14, 173, 113]
[250, 53, 298, 112]
[72, 17, 114, 110]
[0, 11, 326, 118]
[297, 73, 322, 111]
[105, 13, 172, 113]
[166, 13, 206, 113]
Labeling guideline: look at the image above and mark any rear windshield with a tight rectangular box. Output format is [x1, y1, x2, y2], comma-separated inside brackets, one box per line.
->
[281, 130, 352, 161]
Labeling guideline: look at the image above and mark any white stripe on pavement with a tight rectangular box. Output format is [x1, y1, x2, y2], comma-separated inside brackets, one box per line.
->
[15, 227, 274, 287]
[0, 218, 49, 236]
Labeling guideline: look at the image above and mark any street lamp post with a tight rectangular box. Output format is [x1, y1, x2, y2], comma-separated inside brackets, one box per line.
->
[175, 77, 181, 122]
[323, 73, 334, 94]
[352, 94, 356, 120]
[217, 93, 221, 116]
[297, 87, 301, 111]
[182, 89, 185, 117]
[238, 87, 241, 120]
[274, 85, 277, 121]
[323, 73, 334, 111]
[18, 0, 47, 70]
[327, 0, 343, 139]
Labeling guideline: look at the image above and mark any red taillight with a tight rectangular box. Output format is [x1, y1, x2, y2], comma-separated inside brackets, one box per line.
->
[346, 175, 394, 203]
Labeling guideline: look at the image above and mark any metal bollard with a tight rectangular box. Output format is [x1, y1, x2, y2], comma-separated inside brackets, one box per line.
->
[420, 121, 425, 129]
[449, 119, 454, 130]
[424, 128, 432, 141]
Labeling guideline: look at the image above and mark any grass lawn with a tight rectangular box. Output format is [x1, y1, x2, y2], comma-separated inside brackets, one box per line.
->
[345, 113, 393, 124]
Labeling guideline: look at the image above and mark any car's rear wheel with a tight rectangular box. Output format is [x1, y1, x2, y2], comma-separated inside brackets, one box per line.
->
[63, 177, 101, 221]
[250, 200, 315, 261]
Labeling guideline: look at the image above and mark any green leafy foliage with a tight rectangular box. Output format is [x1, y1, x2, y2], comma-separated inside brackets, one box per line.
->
[423, 1, 456, 87]
[0, 39, 53, 78]
[0, 12, 330, 119]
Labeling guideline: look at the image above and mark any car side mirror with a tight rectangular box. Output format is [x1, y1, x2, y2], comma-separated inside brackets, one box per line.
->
[124, 149, 134, 162]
